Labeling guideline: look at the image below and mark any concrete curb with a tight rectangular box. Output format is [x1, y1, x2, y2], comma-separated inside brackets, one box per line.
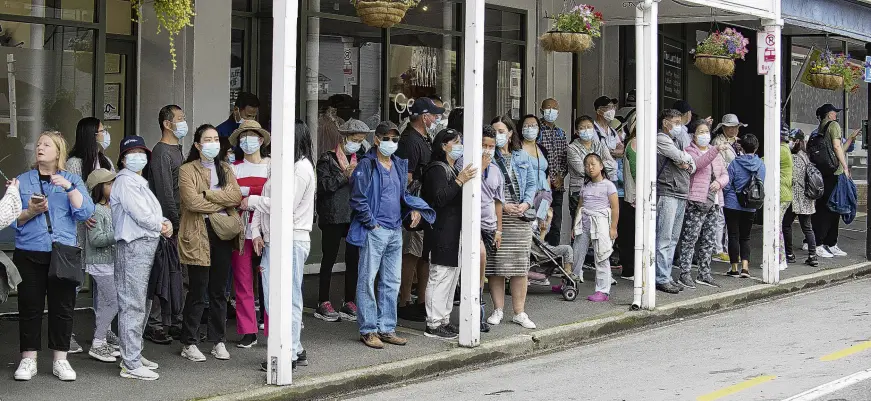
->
[203, 262, 871, 401]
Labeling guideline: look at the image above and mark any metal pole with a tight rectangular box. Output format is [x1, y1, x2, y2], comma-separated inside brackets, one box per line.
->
[761, 18, 783, 285]
[866, 42, 871, 261]
[458, 0, 484, 348]
[267, 0, 299, 385]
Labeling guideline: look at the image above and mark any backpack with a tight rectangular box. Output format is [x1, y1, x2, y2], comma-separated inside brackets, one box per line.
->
[807, 121, 838, 176]
[803, 163, 825, 200]
[732, 171, 765, 209]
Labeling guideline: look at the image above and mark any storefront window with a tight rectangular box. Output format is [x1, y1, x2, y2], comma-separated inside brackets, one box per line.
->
[402, 2, 459, 31]
[484, 41, 522, 120]
[485, 7, 522, 41]
[0, 0, 95, 23]
[388, 30, 458, 123]
[107, 0, 133, 35]
[846, 45, 868, 182]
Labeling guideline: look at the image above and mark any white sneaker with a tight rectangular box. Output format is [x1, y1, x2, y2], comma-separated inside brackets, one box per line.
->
[52, 360, 76, 381]
[802, 243, 809, 251]
[181, 345, 206, 362]
[779, 262, 789, 271]
[512, 312, 537, 329]
[828, 245, 847, 257]
[141, 356, 159, 370]
[620, 276, 635, 281]
[817, 247, 834, 258]
[486, 309, 503, 325]
[14, 358, 37, 381]
[120, 366, 160, 381]
[211, 343, 230, 360]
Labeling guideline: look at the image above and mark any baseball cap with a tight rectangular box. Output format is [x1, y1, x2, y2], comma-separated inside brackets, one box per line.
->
[815, 103, 843, 119]
[594, 96, 618, 110]
[409, 97, 445, 116]
[119, 135, 151, 157]
[375, 121, 400, 136]
[672, 100, 693, 114]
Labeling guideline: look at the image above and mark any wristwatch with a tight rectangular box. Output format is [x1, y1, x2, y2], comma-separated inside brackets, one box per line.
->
[64, 184, 75, 193]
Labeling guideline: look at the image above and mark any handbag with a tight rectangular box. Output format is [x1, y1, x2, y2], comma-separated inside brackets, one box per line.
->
[208, 212, 242, 241]
[40, 182, 83, 286]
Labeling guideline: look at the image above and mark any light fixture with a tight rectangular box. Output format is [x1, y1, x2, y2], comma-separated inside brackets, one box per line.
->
[422, 5, 428, 11]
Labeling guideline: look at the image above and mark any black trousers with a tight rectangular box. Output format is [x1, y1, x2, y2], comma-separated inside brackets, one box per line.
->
[617, 200, 636, 277]
[783, 205, 816, 256]
[319, 223, 360, 303]
[545, 189, 565, 246]
[812, 174, 840, 247]
[14, 249, 78, 352]
[181, 221, 233, 345]
[724, 209, 755, 264]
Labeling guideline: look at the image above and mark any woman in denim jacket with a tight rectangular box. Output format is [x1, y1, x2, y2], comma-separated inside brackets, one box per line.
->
[487, 116, 538, 330]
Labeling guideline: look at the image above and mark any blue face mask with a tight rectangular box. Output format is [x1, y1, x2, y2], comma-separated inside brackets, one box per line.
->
[542, 108, 559, 123]
[124, 153, 148, 173]
[378, 140, 398, 157]
[200, 142, 220, 160]
[174, 121, 189, 139]
[228, 153, 236, 164]
[448, 144, 464, 160]
[579, 128, 595, 141]
[344, 140, 362, 154]
[496, 133, 508, 148]
[240, 136, 261, 155]
[522, 127, 539, 141]
[98, 130, 111, 150]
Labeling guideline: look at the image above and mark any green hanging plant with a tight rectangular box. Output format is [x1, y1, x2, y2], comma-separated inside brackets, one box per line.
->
[132, 0, 195, 70]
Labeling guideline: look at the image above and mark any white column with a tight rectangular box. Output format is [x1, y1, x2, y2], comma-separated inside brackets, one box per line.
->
[458, 0, 484, 348]
[266, 0, 299, 386]
[633, 0, 658, 310]
[761, 19, 783, 284]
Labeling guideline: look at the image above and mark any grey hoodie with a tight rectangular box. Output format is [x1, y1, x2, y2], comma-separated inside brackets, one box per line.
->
[656, 132, 696, 199]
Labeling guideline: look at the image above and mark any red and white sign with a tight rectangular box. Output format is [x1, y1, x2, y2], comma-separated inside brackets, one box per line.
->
[757, 27, 777, 75]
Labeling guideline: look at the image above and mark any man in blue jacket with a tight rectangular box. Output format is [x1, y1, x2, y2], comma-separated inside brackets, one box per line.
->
[348, 121, 435, 349]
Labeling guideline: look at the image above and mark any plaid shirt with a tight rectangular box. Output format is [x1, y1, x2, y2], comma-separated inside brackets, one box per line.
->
[537, 124, 568, 184]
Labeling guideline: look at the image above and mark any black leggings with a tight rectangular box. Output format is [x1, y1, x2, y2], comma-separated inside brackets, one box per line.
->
[14, 249, 77, 352]
[783, 205, 816, 256]
[319, 223, 360, 303]
[724, 208, 755, 264]
[617, 199, 636, 277]
[812, 174, 840, 247]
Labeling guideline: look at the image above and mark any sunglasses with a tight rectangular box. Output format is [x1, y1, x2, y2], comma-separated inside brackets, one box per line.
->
[379, 136, 400, 143]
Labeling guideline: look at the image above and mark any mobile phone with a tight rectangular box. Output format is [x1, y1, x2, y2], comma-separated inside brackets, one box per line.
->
[31, 194, 45, 204]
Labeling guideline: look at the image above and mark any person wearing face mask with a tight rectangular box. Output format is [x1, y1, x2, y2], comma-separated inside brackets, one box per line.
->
[537, 98, 567, 247]
[226, 121, 271, 347]
[216, 92, 260, 138]
[568, 115, 617, 225]
[674, 120, 730, 289]
[395, 97, 445, 321]
[654, 109, 696, 294]
[178, 124, 242, 362]
[312, 119, 369, 323]
[145, 104, 188, 345]
[420, 128, 478, 339]
[111, 136, 172, 380]
[349, 121, 435, 349]
[710, 113, 747, 263]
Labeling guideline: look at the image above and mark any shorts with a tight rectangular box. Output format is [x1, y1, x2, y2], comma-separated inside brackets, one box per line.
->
[402, 228, 427, 260]
[481, 229, 496, 260]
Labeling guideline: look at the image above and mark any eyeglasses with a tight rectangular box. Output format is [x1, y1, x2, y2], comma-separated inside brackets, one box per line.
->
[380, 136, 400, 143]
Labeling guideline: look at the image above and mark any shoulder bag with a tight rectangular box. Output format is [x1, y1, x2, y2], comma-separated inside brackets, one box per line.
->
[40, 181, 84, 286]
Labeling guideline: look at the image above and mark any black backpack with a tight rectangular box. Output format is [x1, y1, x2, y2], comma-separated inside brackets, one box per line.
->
[807, 121, 838, 176]
[804, 163, 825, 200]
[732, 171, 765, 209]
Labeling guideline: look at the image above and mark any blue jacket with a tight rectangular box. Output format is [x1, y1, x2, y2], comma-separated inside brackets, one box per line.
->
[14, 169, 95, 252]
[347, 149, 435, 247]
[828, 174, 857, 224]
[495, 149, 538, 207]
[723, 154, 766, 212]
[216, 116, 239, 138]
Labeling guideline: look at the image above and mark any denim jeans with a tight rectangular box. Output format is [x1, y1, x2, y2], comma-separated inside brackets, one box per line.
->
[259, 240, 310, 361]
[357, 227, 403, 335]
[655, 196, 686, 284]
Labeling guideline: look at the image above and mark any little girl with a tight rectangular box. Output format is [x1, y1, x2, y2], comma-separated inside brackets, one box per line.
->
[85, 168, 120, 362]
[572, 153, 619, 302]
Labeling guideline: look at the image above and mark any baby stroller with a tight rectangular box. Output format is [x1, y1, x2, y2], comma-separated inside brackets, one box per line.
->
[528, 235, 583, 301]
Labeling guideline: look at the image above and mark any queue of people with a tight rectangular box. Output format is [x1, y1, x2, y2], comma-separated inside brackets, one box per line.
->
[0, 90, 858, 382]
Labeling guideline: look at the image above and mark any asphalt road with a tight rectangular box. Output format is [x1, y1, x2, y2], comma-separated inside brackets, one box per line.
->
[345, 279, 871, 401]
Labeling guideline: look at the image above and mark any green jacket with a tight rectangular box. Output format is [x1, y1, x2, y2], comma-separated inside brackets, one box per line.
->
[780, 143, 793, 202]
[85, 204, 115, 265]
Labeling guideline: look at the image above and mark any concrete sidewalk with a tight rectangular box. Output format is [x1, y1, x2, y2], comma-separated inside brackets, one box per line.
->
[0, 219, 868, 401]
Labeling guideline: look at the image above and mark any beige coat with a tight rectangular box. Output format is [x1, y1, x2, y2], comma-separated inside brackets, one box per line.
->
[178, 161, 243, 266]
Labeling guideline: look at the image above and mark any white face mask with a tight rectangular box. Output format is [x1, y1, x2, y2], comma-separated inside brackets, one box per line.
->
[98, 130, 111, 150]
[542, 108, 559, 123]
[696, 134, 711, 147]
[378, 140, 398, 157]
[124, 153, 148, 173]
[579, 128, 596, 141]
[240, 136, 261, 155]
[495, 133, 508, 148]
[173, 121, 189, 139]
[522, 127, 538, 141]
[603, 110, 616, 122]
[483, 148, 495, 158]
[344, 140, 362, 154]
[200, 142, 220, 160]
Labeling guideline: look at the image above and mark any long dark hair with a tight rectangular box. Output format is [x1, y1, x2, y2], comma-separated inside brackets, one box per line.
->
[295, 120, 313, 166]
[185, 124, 228, 188]
[431, 128, 463, 163]
[90, 182, 109, 205]
[69, 117, 111, 180]
[491, 115, 520, 152]
[582, 153, 609, 184]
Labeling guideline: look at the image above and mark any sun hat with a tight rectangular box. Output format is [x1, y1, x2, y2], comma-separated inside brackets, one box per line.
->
[229, 120, 272, 147]
[86, 168, 116, 190]
[338, 118, 375, 135]
[714, 114, 748, 132]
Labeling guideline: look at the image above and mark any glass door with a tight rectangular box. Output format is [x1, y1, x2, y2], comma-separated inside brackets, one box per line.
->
[103, 39, 135, 164]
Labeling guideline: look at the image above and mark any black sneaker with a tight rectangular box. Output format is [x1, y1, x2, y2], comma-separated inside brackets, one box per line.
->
[677, 273, 696, 289]
[805, 255, 819, 267]
[260, 360, 296, 372]
[144, 329, 173, 345]
[695, 275, 721, 288]
[656, 282, 680, 294]
[424, 325, 458, 340]
[168, 326, 182, 339]
[236, 334, 258, 348]
[726, 270, 741, 278]
[786, 253, 797, 263]
[296, 350, 308, 366]
[481, 320, 491, 333]
[445, 323, 459, 335]
[314, 302, 340, 322]
[671, 281, 684, 291]
[397, 303, 427, 322]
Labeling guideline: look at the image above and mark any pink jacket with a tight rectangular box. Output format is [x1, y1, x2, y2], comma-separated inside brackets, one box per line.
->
[686, 142, 729, 205]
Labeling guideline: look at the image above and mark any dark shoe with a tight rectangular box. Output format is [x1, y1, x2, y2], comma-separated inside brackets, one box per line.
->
[424, 325, 458, 340]
[656, 282, 680, 294]
[260, 360, 296, 372]
[236, 334, 258, 349]
[168, 326, 182, 339]
[296, 350, 308, 367]
[68, 334, 83, 354]
[445, 323, 459, 335]
[677, 273, 696, 289]
[378, 332, 408, 346]
[739, 269, 751, 278]
[481, 321, 491, 333]
[726, 270, 740, 278]
[144, 329, 173, 345]
[695, 275, 721, 288]
[314, 301, 340, 322]
[805, 255, 819, 267]
[671, 281, 684, 291]
[786, 253, 797, 263]
[339, 302, 358, 322]
[360, 333, 384, 349]
[397, 303, 427, 322]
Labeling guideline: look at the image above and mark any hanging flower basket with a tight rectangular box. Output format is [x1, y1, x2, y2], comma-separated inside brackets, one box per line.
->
[540, 32, 593, 53]
[691, 28, 748, 78]
[132, 0, 195, 70]
[694, 55, 735, 77]
[807, 51, 862, 92]
[540, 4, 603, 53]
[808, 73, 845, 90]
[352, 0, 419, 29]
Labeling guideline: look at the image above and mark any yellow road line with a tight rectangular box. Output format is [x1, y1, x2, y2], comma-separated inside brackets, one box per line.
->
[697, 375, 776, 401]
[821, 340, 871, 362]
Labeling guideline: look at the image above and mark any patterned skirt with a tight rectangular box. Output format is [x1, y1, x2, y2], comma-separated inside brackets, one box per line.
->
[485, 216, 532, 277]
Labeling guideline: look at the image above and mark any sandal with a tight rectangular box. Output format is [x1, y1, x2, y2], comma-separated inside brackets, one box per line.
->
[739, 269, 751, 278]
